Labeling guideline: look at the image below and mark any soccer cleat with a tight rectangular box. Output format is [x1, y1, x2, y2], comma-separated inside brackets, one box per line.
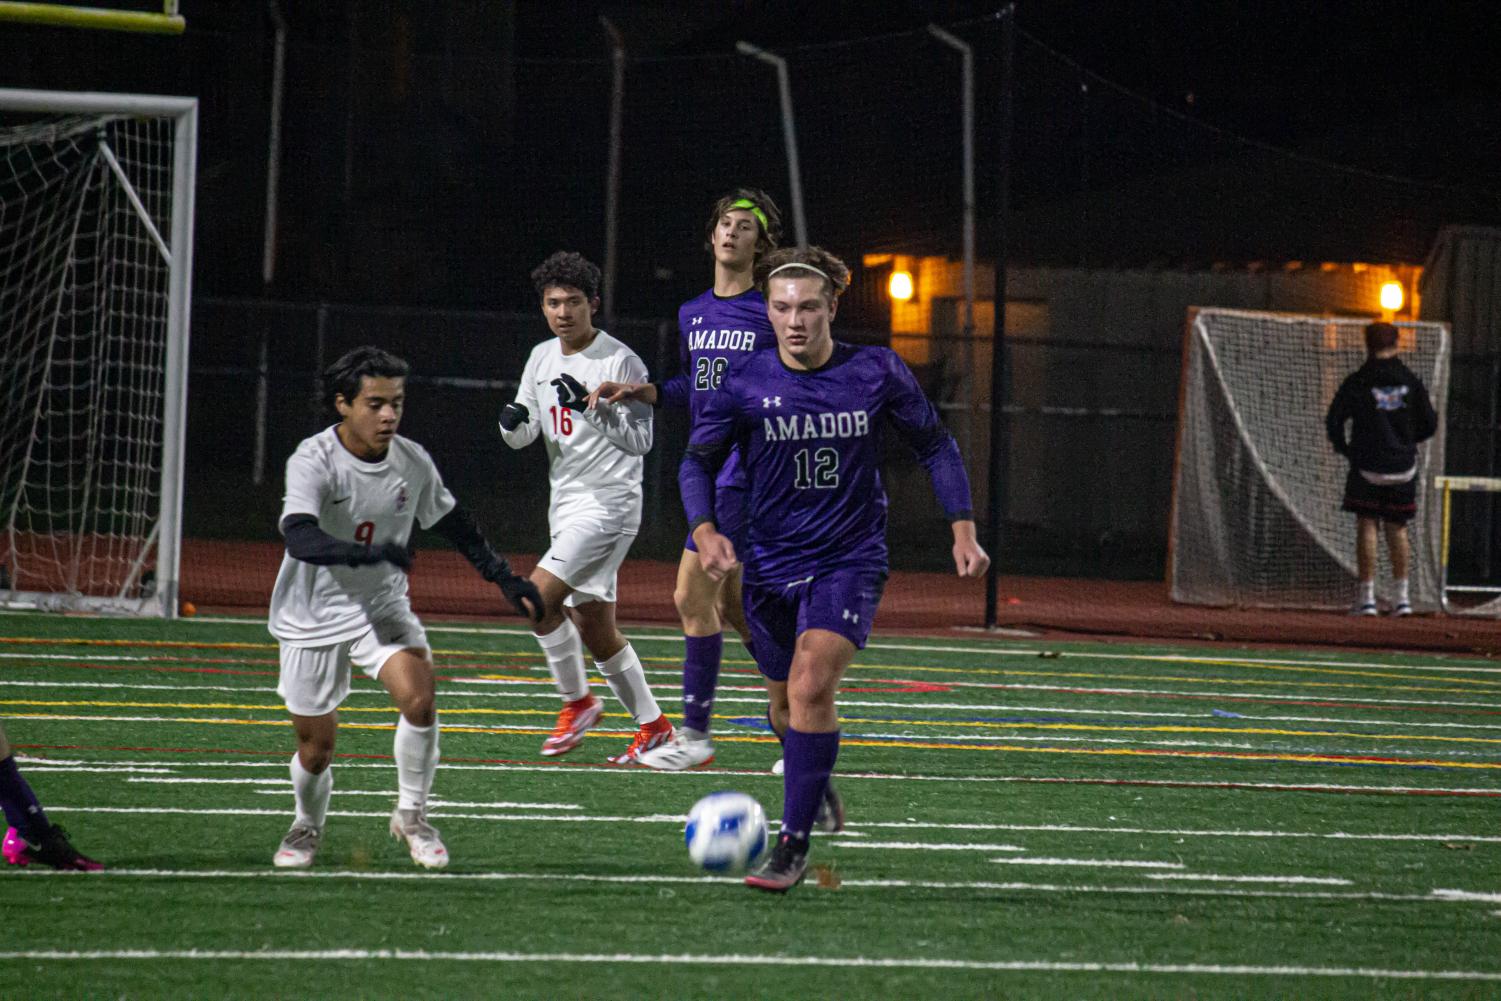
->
[1351, 602, 1378, 617]
[2, 826, 27, 866]
[636, 731, 715, 771]
[540, 695, 604, 757]
[4, 823, 103, 871]
[1392, 602, 1413, 617]
[814, 781, 845, 833]
[272, 822, 322, 869]
[771, 757, 784, 776]
[745, 832, 809, 892]
[606, 715, 675, 765]
[389, 807, 449, 869]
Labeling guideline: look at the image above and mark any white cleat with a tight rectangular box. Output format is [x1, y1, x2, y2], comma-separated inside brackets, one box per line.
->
[637, 732, 715, 771]
[771, 757, 784, 776]
[389, 807, 449, 869]
[273, 823, 321, 869]
[1392, 602, 1413, 617]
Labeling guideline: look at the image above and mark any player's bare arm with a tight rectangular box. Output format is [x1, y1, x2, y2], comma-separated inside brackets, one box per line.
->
[949, 519, 989, 578]
[587, 380, 656, 408]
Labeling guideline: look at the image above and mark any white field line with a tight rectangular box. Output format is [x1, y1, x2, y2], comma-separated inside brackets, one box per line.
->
[244, 790, 582, 809]
[986, 857, 1185, 869]
[21, 756, 1501, 796]
[45, 806, 683, 823]
[1146, 873, 1352, 885]
[0, 867, 1471, 909]
[11, 677, 1501, 733]
[827, 841, 1026, 852]
[12, 616, 1501, 674]
[16, 711, 1501, 759]
[10, 668, 1501, 716]
[1, 946, 1499, 982]
[1432, 889, 1501, 903]
[40, 780, 1501, 842]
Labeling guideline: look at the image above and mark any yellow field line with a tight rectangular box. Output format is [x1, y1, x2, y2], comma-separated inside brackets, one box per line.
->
[12, 698, 1501, 748]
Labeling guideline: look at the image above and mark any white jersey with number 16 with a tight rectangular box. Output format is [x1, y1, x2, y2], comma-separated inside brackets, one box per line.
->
[499, 329, 653, 535]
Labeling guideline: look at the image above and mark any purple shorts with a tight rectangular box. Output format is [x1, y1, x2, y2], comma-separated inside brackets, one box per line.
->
[742, 567, 887, 682]
[684, 478, 749, 555]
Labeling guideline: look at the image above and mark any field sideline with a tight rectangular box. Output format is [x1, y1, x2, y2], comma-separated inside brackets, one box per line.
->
[3, 609, 1500, 999]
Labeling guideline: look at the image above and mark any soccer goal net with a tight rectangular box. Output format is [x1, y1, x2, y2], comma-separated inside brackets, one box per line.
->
[0, 90, 196, 617]
[1170, 308, 1449, 612]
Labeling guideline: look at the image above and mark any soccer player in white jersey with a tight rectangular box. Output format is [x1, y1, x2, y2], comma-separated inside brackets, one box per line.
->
[268, 346, 541, 871]
[499, 252, 674, 764]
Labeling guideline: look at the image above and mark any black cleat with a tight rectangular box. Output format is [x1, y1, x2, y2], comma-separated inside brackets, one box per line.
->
[745, 833, 809, 893]
[814, 781, 845, 833]
[25, 824, 103, 871]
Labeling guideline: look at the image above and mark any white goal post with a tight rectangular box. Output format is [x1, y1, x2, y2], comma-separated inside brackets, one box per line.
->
[1169, 307, 1450, 612]
[0, 89, 196, 617]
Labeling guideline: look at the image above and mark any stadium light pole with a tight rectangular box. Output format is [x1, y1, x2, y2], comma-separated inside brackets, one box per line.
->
[985, 5, 1015, 630]
[736, 40, 806, 249]
[601, 16, 626, 329]
[929, 22, 977, 464]
[253, 0, 288, 488]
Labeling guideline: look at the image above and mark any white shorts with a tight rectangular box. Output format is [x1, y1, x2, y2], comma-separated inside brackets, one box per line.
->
[536, 521, 636, 607]
[276, 608, 429, 717]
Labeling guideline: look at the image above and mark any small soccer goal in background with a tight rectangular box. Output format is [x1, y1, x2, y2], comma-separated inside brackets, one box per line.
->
[1169, 307, 1451, 613]
[0, 89, 197, 617]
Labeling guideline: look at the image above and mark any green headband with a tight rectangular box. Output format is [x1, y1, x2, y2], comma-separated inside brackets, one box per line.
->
[727, 198, 769, 234]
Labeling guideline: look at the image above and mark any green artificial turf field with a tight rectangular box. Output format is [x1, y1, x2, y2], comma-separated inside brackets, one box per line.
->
[2, 610, 1499, 999]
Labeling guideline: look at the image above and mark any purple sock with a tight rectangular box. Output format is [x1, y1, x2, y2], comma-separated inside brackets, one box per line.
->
[781, 728, 840, 843]
[0, 755, 47, 836]
[681, 633, 723, 734]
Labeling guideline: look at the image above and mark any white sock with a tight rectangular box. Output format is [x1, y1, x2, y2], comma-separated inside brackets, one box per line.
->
[291, 753, 332, 829]
[394, 715, 439, 812]
[1359, 580, 1375, 605]
[597, 643, 662, 726]
[1394, 578, 1410, 605]
[536, 618, 590, 703]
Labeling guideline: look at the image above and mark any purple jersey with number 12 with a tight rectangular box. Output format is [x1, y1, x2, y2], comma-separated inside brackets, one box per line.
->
[680, 341, 974, 587]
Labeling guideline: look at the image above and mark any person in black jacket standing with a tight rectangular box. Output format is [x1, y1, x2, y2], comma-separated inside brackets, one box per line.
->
[1325, 321, 1439, 616]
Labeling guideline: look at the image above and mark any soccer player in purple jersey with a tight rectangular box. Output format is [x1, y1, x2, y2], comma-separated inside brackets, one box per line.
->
[589, 188, 783, 771]
[680, 246, 990, 891]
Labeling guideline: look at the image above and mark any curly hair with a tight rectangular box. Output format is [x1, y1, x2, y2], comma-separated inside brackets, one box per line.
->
[320, 345, 409, 414]
[704, 187, 783, 258]
[755, 245, 851, 303]
[530, 251, 602, 301]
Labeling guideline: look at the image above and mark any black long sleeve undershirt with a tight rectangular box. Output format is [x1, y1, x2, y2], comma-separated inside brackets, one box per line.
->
[429, 506, 514, 582]
[280, 514, 390, 566]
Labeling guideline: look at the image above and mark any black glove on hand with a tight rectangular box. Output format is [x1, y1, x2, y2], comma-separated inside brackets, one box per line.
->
[550, 372, 588, 413]
[495, 571, 543, 621]
[499, 401, 530, 432]
[361, 541, 413, 573]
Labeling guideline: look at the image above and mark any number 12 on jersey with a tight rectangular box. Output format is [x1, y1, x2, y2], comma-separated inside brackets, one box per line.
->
[793, 447, 839, 489]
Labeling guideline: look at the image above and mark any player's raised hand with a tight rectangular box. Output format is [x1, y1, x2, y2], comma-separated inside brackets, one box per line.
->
[587, 380, 651, 409]
[550, 373, 589, 412]
[692, 524, 738, 581]
[499, 401, 530, 431]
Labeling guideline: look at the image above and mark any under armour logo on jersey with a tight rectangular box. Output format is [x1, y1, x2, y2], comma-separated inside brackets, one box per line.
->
[1372, 385, 1409, 411]
[692, 316, 703, 325]
[842, 609, 859, 624]
[763, 396, 782, 408]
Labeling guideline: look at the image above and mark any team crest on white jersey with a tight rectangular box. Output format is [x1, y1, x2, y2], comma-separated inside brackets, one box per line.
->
[395, 483, 409, 513]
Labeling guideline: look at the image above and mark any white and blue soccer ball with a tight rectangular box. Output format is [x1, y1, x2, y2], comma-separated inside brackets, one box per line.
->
[684, 791, 769, 873]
